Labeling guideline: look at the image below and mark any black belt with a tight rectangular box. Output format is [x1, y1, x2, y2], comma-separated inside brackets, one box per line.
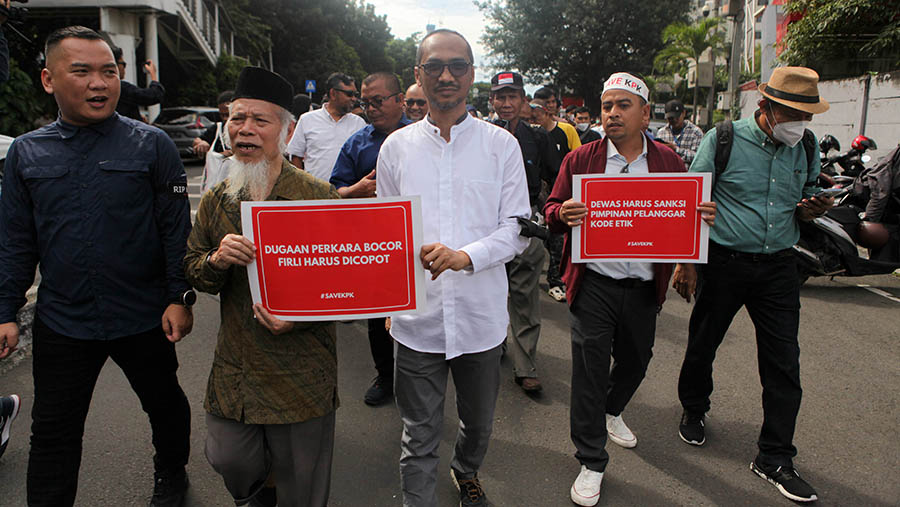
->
[585, 269, 654, 289]
[709, 242, 793, 262]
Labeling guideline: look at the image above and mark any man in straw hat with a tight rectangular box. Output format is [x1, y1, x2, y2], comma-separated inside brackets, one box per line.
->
[185, 66, 340, 507]
[544, 71, 716, 506]
[673, 66, 832, 503]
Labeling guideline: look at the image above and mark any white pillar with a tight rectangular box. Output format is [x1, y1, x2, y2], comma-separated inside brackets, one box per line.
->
[144, 14, 161, 123]
[214, 3, 220, 57]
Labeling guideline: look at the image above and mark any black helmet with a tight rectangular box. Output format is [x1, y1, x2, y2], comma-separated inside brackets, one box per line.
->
[818, 134, 840, 154]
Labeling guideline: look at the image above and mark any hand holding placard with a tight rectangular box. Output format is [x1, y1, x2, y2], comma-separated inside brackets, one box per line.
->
[212, 233, 257, 269]
[558, 199, 588, 227]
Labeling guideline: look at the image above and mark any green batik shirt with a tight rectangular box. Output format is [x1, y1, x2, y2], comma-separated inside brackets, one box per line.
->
[689, 114, 821, 254]
[185, 159, 341, 424]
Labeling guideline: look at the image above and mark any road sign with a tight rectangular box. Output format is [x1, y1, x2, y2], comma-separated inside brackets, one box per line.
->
[305, 80, 316, 93]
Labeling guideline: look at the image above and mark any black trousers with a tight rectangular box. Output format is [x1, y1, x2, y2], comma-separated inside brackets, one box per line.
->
[367, 318, 393, 381]
[569, 271, 657, 472]
[545, 231, 566, 289]
[27, 316, 191, 506]
[678, 246, 802, 468]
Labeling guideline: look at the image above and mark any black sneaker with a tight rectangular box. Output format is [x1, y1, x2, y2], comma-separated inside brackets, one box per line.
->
[149, 467, 188, 507]
[679, 410, 705, 446]
[364, 376, 393, 406]
[451, 469, 490, 507]
[750, 461, 818, 502]
[0, 395, 21, 460]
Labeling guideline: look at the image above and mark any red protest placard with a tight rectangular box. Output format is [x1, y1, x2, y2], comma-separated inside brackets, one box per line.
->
[241, 197, 425, 320]
[572, 173, 711, 263]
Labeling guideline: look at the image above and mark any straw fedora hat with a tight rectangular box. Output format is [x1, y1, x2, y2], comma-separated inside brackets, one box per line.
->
[758, 67, 829, 114]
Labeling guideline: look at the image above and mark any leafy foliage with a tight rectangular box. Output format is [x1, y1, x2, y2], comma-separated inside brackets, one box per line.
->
[779, 0, 900, 73]
[476, 0, 691, 111]
[166, 53, 248, 107]
[386, 34, 420, 91]
[653, 17, 725, 122]
[0, 58, 46, 136]
[220, 0, 413, 104]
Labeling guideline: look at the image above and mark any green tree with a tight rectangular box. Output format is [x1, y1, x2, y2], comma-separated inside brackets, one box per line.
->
[0, 58, 46, 136]
[386, 33, 420, 90]
[779, 0, 900, 77]
[165, 53, 249, 107]
[477, 0, 691, 112]
[653, 17, 725, 123]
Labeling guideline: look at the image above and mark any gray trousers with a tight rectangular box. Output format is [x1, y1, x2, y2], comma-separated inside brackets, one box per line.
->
[205, 411, 336, 507]
[505, 237, 546, 378]
[395, 342, 503, 507]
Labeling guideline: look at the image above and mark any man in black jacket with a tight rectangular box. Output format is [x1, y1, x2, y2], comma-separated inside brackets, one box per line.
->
[113, 46, 165, 121]
[491, 71, 559, 393]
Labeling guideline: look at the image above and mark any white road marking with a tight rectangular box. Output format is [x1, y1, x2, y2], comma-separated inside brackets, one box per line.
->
[856, 284, 900, 304]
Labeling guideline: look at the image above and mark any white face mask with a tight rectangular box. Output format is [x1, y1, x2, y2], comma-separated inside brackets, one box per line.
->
[576, 122, 590, 132]
[766, 104, 809, 147]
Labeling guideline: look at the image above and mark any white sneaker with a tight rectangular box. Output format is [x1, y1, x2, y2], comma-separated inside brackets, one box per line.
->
[548, 286, 567, 302]
[606, 413, 637, 448]
[570, 465, 603, 506]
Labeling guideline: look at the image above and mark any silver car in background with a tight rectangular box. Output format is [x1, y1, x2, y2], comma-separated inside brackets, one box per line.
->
[152, 107, 220, 159]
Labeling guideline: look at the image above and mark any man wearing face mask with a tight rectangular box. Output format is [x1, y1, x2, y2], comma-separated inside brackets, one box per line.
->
[672, 67, 832, 504]
[573, 107, 602, 144]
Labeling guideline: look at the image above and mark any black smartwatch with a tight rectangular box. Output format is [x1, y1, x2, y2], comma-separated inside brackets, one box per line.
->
[171, 289, 197, 307]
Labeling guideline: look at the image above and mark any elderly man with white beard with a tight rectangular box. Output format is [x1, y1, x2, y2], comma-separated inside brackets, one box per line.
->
[185, 66, 341, 507]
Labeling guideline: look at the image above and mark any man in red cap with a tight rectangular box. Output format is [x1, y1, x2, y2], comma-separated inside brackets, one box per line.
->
[674, 66, 832, 503]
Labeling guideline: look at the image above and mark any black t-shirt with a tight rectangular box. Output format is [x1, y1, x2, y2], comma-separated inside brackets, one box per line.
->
[548, 124, 571, 161]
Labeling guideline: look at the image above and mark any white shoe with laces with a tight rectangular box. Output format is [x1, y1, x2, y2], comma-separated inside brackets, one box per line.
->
[606, 413, 637, 448]
[570, 465, 603, 506]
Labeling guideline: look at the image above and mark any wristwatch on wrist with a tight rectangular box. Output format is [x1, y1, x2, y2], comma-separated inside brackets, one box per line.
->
[171, 289, 197, 307]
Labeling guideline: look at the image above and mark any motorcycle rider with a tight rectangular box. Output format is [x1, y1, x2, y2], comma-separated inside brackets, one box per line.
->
[854, 143, 900, 261]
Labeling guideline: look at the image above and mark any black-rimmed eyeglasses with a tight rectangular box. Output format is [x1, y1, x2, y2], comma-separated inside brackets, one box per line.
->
[417, 60, 472, 78]
[405, 99, 427, 107]
[359, 92, 401, 110]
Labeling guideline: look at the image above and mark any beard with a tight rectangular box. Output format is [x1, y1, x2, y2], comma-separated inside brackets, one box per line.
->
[225, 157, 272, 201]
[433, 96, 464, 112]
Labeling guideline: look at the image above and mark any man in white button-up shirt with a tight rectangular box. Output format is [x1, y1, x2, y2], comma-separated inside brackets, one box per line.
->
[376, 29, 530, 507]
[545, 73, 716, 506]
[286, 72, 366, 181]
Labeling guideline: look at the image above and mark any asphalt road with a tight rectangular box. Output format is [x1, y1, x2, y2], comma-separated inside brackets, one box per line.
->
[0, 160, 897, 506]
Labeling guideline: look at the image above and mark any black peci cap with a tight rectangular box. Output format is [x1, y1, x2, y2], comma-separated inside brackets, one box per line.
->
[233, 66, 294, 112]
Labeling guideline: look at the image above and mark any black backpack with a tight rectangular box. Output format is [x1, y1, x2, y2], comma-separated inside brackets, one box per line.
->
[712, 120, 817, 193]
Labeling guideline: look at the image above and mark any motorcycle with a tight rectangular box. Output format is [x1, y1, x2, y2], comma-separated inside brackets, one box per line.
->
[819, 134, 877, 179]
[793, 187, 900, 284]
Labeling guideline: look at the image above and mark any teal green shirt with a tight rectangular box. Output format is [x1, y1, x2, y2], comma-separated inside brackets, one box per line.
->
[689, 115, 820, 253]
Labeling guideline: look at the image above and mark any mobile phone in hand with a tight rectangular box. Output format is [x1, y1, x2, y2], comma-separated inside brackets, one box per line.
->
[813, 187, 843, 199]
